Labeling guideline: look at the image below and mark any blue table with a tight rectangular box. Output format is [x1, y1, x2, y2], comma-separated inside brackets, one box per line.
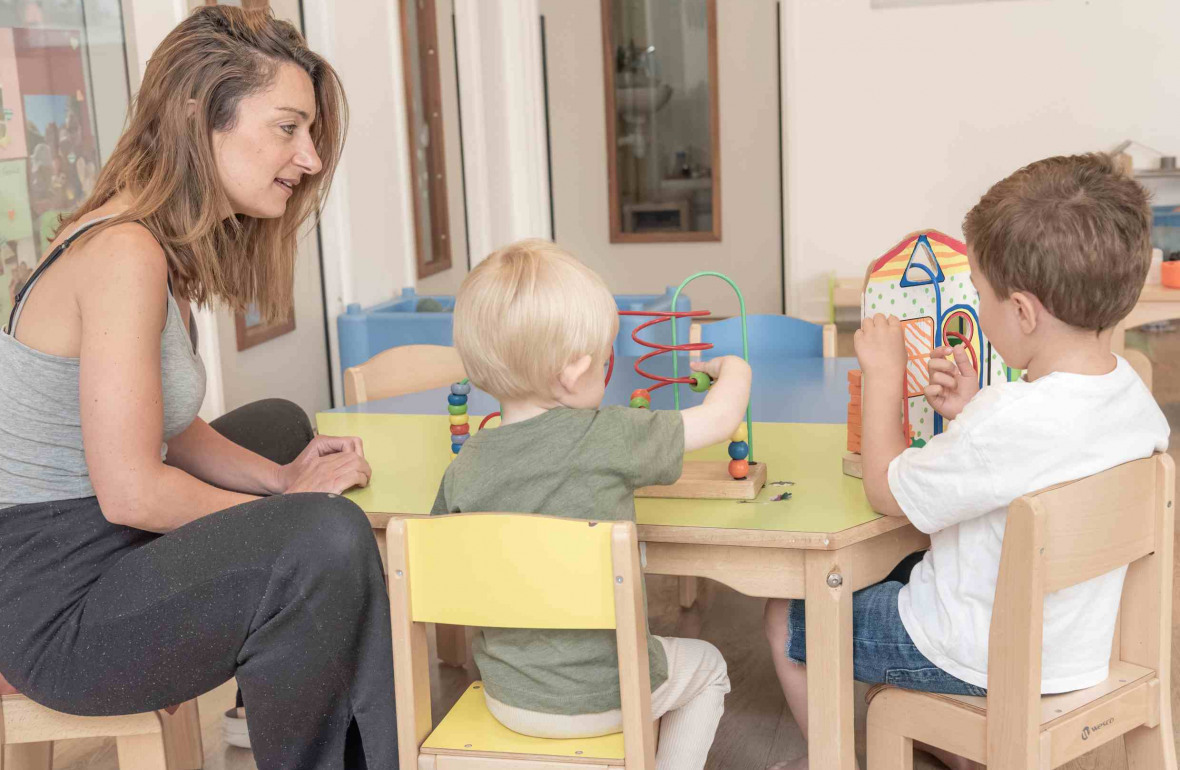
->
[325, 355, 859, 425]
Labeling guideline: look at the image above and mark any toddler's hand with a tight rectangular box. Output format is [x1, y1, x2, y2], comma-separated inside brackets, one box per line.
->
[690, 355, 748, 382]
[925, 344, 980, 421]
[853, 314, 906, 379]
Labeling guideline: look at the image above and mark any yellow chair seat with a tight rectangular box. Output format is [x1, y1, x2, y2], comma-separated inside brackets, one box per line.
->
[422, 683, 625, 764]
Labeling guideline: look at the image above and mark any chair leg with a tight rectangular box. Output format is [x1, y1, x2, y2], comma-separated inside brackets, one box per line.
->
[678, 577, 699, 609]
[115, 733, 168, 770]
[159, 701, 203, 770]
[867, 723, 913, 770]
[4, 742, 53, 770]
[1125, 721, 1178, 770]
[436, 624, 467, 668]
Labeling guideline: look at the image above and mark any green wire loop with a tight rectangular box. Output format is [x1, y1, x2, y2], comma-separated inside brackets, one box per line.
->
[670, 272, 754, 462]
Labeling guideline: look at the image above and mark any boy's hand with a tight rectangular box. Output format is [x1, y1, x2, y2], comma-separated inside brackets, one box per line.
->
[853, 314, 906, 379]
[689, 355, 748, 382]
[925, 344, 979, 421]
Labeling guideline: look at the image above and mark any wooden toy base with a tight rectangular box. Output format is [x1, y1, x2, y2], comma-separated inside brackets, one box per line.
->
[636, 460, 768, 500]
[842, 452, 863, 479]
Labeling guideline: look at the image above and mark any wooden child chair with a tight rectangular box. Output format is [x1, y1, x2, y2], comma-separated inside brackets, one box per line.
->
[387, 514, 658, 769]
[690, 315, 837, 359]
[867, 453, 1176, 769]
[343, 344, 466, 406]
[0, 674, 175, 770]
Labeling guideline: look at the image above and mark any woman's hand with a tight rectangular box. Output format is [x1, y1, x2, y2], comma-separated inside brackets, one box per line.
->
[274, 435, 371, 495]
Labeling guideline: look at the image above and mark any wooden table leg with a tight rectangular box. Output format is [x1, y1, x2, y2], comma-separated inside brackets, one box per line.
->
[159, 700, 203, 769]
[804, 549, 857, 770]
[678, 576, 700, 608]
[4, 742, 53, 770]
[435, 624, 467, 668]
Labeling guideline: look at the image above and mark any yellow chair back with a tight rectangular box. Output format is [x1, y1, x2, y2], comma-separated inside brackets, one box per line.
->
[405, 514, 618, 629]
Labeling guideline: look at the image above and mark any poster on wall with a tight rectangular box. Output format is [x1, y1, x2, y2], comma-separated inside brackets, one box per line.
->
[0, 158, 36, 324]
[0, 29, 29, 160]
[13, 27, 99, 252]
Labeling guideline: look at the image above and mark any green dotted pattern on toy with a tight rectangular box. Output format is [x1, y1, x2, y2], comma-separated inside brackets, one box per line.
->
[866, 264, 1015, 442]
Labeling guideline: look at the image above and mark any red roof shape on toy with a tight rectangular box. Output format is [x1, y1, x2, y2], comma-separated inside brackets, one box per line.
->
[868, 229, 969, 283]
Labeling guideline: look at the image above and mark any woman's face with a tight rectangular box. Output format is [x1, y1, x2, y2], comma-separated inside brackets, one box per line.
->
[213, 62, 323, 219]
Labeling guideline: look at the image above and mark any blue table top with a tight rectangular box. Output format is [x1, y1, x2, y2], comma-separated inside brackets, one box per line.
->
[326, 355, 858, 425]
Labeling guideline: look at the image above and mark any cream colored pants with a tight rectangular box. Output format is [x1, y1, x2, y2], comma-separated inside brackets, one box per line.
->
[485, 636, 730, 770]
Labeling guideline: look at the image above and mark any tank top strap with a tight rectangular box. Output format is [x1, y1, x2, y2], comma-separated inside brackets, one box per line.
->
[5, 215, 120, 336]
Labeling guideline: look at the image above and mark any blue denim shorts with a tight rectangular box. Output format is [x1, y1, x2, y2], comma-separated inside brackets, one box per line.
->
[786, 580, 986, 697]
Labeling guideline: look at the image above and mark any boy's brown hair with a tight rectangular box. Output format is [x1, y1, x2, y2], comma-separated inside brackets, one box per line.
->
[963, 153, 1151, 332]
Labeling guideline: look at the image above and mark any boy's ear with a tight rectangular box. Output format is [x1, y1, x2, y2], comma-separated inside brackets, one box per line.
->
[557, 354, 593, 394]
[1010, 290, 1041, 335]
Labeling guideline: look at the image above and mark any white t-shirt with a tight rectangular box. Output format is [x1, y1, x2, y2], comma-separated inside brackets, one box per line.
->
[889, 355, 1170, 694]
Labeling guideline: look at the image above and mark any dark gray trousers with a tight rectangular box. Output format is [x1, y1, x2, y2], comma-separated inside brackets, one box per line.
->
[0, 399, 397, 769]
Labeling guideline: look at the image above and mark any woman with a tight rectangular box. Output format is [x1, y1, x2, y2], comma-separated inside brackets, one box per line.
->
[0, 7, 396, 768]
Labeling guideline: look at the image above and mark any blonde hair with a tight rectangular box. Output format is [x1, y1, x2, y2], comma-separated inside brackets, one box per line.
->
[963, 153, 1152, 332]
[59, 5, 347, 322]
[454, 240, 618, 401]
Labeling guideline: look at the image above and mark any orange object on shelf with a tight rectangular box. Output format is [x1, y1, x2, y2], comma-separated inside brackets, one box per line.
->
[1162, 261, 1180, 289]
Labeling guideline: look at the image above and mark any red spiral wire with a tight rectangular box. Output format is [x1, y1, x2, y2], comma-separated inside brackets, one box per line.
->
[618, 309, 713, 392]
[473, 309, 708, 429]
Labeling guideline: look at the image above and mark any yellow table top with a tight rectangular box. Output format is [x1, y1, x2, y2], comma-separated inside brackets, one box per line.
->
[315, 412, 879, 535]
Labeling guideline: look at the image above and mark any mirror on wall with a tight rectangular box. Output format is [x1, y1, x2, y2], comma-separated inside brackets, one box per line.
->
[601, 0, 719, 243]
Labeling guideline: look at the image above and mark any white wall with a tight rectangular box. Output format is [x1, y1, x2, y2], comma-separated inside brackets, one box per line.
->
[305, 0, 419, 403]
[782, 0, 1180, 322]
[540, 0, 783, 317]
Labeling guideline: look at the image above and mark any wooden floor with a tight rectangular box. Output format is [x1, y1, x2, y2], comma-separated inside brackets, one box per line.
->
[39, 325, 1180, 769]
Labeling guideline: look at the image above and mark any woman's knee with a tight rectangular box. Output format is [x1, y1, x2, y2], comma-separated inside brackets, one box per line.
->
[281, 493, 377, 569]
[209, 398, 313, 464]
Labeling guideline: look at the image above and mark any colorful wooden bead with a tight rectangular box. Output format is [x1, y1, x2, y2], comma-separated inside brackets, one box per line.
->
[450, 424, 470, 436]
[728, 459, 749, 480]
[728, 441, 749, 461]
[448, 404, 468, 415]
[449, 414, 469, 426]
[452, 433, 470, 445]
[689, 371, 712, 393]
[630, 396, 651, 409]
[451, 381, 472, 396]
[731, 422, 748, 443]
[448, 393, 468, 407]
[451, 443, 463, 454]
[630, 388, 651, 402]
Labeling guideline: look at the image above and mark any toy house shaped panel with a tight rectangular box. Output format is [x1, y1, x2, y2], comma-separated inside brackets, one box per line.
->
[862, 230, 1009, 443]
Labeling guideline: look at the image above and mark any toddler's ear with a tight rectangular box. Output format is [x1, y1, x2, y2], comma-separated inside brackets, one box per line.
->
[557, 354, 594, 394]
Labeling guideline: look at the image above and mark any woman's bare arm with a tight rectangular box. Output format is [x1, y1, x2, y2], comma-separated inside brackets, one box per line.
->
[77, 226, 259, 531]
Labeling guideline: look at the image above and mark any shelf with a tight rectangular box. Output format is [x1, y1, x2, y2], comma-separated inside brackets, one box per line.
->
[1134, 169, 1180, 179]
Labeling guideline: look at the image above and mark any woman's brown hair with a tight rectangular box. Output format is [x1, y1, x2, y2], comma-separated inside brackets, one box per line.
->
[60, 5, 347, 321]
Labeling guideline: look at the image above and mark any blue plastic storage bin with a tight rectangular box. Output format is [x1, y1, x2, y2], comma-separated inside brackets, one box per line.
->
[337, 287, 691, 375]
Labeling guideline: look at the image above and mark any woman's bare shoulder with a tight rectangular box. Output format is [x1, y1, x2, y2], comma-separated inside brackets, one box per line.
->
[68, 221, 169, 295]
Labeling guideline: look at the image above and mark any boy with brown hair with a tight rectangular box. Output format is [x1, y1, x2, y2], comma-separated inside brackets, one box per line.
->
[764, 153, 1170, 770]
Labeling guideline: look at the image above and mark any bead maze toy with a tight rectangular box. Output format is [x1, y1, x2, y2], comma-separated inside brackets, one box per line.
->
[844, 230, 1014, 478]
[445, 270, 766, 500]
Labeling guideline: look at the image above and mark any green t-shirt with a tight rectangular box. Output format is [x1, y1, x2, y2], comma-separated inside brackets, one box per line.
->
[431, 405, 684, 715]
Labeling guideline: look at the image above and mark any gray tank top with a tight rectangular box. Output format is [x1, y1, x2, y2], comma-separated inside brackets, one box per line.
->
[0, 217, 206, 509]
